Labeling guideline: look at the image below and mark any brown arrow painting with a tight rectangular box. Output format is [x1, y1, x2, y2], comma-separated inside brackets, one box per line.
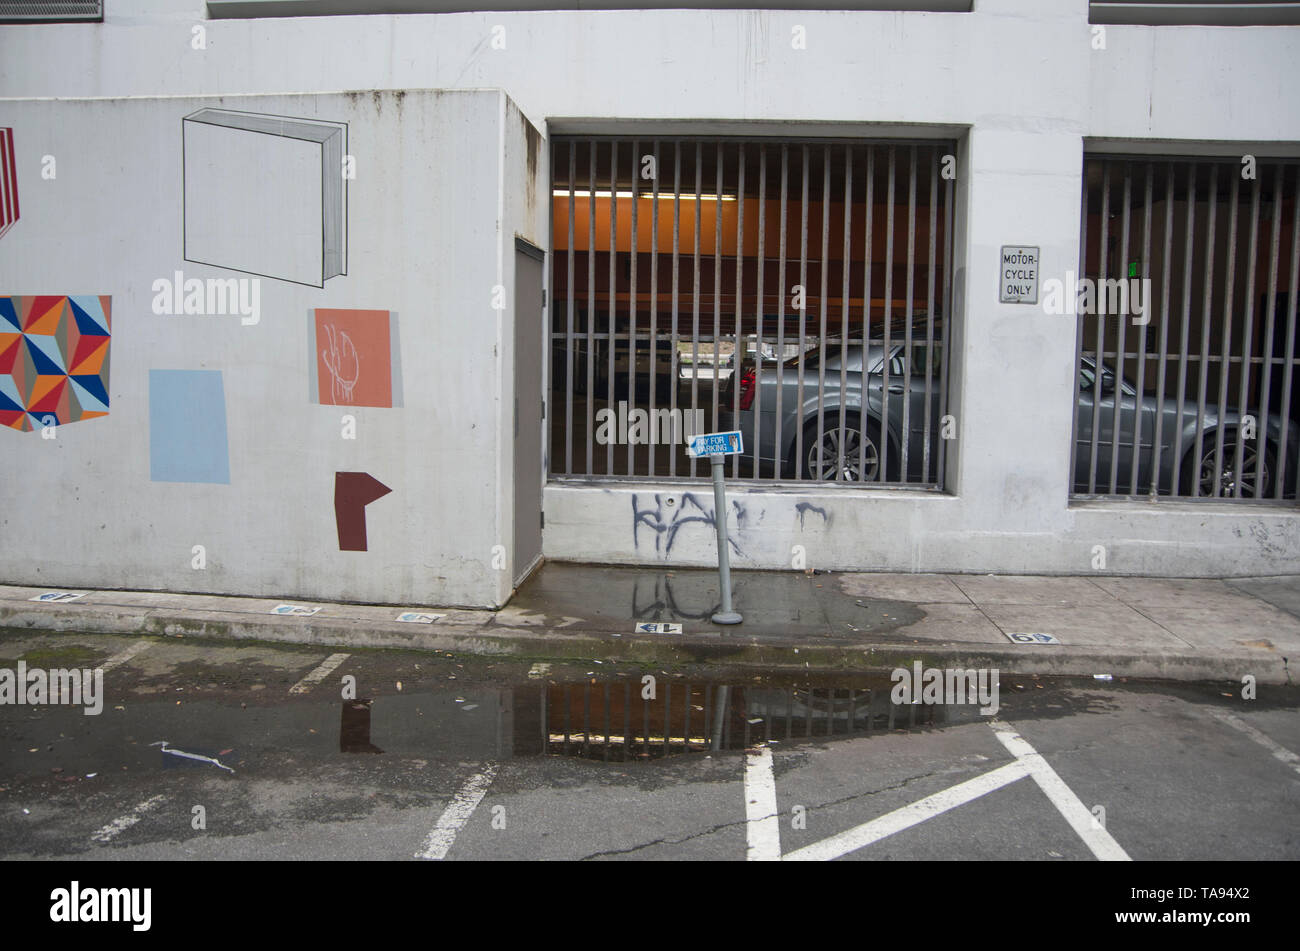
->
[334, 471, 393, 551]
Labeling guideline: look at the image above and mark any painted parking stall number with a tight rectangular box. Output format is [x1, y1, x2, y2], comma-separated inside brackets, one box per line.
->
[1005, 632, 1062, 645]
[636, 622, 682, 634]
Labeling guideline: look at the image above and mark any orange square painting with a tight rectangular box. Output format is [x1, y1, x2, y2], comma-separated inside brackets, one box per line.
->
[314, 308, 392, 408]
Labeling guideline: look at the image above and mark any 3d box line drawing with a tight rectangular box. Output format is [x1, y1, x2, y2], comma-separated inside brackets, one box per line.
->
[182, 108, 348, 288]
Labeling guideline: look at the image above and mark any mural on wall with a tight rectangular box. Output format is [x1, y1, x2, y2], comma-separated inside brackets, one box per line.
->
[0, 128, 17, 241]
[149, 369, 230, 484]
[335, 472, 392, 551]
[311, 309, 399, 408]
[0, 296, 110, 431]
[183, 108, 348, 287]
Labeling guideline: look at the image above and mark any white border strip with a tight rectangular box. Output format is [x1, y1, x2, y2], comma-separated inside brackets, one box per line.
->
[288, 652, 350, 695]
[991, 721, 1131, 861]
[91, 794, 165, 843]
[415, 764, 498, 860]
[100, 638, 154, 672]
[744, 746, 781, 861]
[1213, 711, 1300, 776]
[783, 761, 1029, 861]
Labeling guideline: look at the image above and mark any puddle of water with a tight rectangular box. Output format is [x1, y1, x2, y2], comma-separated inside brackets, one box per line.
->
[527, 676, 989, 762]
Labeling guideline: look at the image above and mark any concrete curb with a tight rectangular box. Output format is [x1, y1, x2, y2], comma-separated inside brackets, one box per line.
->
[1, 601, 1291, 685]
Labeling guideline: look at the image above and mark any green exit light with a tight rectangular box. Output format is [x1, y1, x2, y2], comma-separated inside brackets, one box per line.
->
[1128, 261, 1140, 278]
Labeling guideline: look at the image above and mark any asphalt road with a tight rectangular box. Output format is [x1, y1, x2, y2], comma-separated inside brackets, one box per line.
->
[1, 630, 1297, 862]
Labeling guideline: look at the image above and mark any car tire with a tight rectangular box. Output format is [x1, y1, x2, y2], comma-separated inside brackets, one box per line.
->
[1179, 429, 1277, 499]
[794, 412, 890, 482]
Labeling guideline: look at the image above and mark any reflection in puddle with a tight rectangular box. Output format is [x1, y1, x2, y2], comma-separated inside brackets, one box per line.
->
[329, 677, 990, 763]
[340, 699, 384, 754]
[530, 679, 985, 762]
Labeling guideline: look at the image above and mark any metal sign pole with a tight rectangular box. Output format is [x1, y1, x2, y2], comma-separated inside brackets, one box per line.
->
[710, 455, 742, 625]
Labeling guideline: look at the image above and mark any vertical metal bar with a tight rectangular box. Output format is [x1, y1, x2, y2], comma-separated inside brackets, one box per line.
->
[733, 143, 746, 480]
[1191, 164, 1220, 497]
[603, 682, 611, 762]
[642, 693, 650, 758]
[582, 680, 591, 757]
[1129, 163, 1154, 495]
[923, 150, 938, 485]
[539, 684, 548, 754]
[1232, 167, 1262, 498]
[1172, 162, 1198, 497]
[713, 142, 723, 438]
[690, 142, 703, 479]
[683, 683, 692, 751]
[743, 694, 751, 749]
[649, 141, 661, 478]
[1108, 161, 1132, 495]
[607, 140, 618, 476]
[775, 144, 789, 480]
[902, 145, 918, 485]
[805, 688, 813, 737]
[663, 681, 672, 756]
[796, 144, 810, 481]
[881, 146, 896, 483]
[1212, 165, 1241, 498]
[1253, 163, 1286, 498]
[860, 146, 875, 480]
[670, 143, 682, 478]
[816, 146, 831, 478]
[1088, 161, 1111, 494]
[753, 146, 767, 481]
[936, 150, 954, 490]
[1150, 163, 1175, 497]
[566, 142, 576, 476]
[840, 146, 853, 484]
[1274, 166, 1300, 500]
[1071, 157, 1090, 495]
[587, 141, 597, 476]
[628, 139, 639, 477]
[623, 681, 632, 761]
[562, 685, 571, 754]
[848, 688, 858, 734]
[702, 683, 712, 751]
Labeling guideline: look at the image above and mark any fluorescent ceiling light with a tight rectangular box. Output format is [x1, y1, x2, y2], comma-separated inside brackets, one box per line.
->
[553, 188, 737, 201]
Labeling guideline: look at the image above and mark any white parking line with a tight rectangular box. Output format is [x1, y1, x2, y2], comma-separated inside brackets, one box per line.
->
[415, 764, 498, 860]
[288, 652, 350, 695]
[990, 721, 1131, 861]
[100, 639, 154, 672]
[1212, 711, 1300, 776]
[783, 760, 1029, 861]
[743, 746, 781, 861]
[91, 795, 165, 843]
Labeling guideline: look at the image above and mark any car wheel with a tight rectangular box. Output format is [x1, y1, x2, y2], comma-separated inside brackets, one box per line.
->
[1180, 431, 1276, 498]
[796, 413, 887, 482]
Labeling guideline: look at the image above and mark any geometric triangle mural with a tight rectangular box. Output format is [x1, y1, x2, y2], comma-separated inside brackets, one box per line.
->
[0, 295, 111, 432]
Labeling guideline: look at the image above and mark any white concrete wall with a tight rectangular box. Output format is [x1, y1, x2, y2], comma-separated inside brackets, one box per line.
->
[2, 0, 1299, 581]
[0, 90, 543, 607]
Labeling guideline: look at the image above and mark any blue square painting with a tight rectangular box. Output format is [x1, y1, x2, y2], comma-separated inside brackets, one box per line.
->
[149, 369, 230, 484]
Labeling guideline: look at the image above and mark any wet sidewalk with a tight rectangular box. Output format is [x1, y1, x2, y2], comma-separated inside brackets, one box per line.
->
[0, 566, 1297, 683]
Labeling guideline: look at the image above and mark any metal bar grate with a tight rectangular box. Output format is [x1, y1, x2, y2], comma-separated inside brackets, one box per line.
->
[548, 136, 955, 487]
[1072, 155, 1300, 503]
